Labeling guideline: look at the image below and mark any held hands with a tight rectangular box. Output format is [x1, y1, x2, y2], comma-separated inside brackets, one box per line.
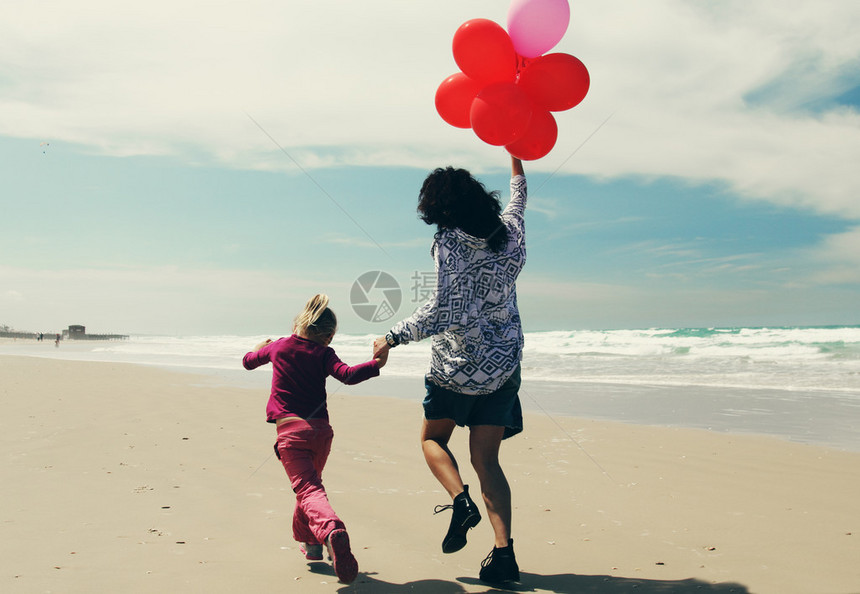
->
[373, 336, 391, 368]
[374, 347, 389, 369]
[373, 336, 390, 358]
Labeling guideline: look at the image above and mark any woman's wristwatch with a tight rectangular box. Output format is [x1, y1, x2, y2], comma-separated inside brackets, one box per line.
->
[384, 331, 399, 347]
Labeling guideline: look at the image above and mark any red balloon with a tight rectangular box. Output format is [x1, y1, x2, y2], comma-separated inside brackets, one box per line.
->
[435, 73, 484, 129]
[517, 53, 590, 112]
[470, 82, 532, 146]
[452, 19, 517, 85]
[506, 109, 557, 160]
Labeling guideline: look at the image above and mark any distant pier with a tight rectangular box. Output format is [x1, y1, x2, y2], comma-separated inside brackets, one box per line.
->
[0, 324, 128, 341]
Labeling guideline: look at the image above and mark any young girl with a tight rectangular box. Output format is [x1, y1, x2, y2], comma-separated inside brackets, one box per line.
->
[243, 294, 387, 584]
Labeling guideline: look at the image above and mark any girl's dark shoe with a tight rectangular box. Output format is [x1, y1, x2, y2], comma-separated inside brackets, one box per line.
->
[479, 539, 520, 585]
[326, 529, 358, 584]
[434, 484, 482, 554]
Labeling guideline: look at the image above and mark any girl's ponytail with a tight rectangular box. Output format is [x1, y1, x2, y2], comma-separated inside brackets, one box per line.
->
[294, 294, 337, 341]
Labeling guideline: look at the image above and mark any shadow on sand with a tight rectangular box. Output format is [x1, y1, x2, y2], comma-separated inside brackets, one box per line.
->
[313, 566, 750, 593]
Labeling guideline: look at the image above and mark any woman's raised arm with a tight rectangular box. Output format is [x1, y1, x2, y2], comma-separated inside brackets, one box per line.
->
[511, 155, 524, 177]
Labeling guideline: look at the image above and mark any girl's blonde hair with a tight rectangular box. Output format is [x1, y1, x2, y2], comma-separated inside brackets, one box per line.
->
[294, 294, 337, 341]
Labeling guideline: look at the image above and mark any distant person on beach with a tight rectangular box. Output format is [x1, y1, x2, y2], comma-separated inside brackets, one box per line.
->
[243, 294, 387, 584]
[373, 155, 527, 586]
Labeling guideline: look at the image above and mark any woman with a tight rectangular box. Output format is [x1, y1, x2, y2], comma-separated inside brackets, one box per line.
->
[374, 155, 527, 585]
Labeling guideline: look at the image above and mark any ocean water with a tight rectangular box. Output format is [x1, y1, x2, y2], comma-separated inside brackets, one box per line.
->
[3, 326, 859, 450]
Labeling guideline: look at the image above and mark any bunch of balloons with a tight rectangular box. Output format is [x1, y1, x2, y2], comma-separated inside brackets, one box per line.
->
[435, 0, 589, 160]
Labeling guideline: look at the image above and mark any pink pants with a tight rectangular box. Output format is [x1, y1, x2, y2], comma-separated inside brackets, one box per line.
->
[275, 418, 345, 545]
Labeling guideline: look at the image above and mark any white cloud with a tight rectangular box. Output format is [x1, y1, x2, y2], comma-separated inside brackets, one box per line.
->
[2, 0, 860, 219]
[806, 225, 860, 285]
[515, 269, 853, 330]
[812, 225, 860, 261]
[522, 196, 560, 219]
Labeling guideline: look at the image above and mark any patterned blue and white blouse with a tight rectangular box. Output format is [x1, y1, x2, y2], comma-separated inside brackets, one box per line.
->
[390, 174, 527, 395]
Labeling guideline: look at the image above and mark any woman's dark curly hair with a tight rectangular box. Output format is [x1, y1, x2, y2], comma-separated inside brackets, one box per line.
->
[417, 167, 508, 253]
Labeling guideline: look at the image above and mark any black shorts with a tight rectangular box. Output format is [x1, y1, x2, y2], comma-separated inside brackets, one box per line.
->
[423, 365, 523, 439]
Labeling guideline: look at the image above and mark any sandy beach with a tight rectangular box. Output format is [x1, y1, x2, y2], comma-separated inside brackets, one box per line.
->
[2, 354, 858, 593]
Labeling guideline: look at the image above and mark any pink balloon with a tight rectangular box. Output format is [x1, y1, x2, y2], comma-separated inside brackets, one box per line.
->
[506, 109, 557, 160]
[470, 82, 533, 146]
[507, 0, 571, 59]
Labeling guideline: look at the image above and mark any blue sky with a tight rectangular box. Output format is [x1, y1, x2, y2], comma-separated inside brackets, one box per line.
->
[2, 1, 859, 335]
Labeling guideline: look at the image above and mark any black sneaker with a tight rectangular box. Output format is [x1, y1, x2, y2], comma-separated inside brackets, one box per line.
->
[434, 484, 482, 554]
[479, 539, 520, 585]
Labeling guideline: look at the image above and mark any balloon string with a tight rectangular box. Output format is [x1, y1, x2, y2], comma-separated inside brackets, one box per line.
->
[521, 386, 616, 484]
[244, 111, 393, 261]
[515, 54, 532, 79]
[514, 109, 616, 256]
[247, 382, 346, 479]
[532, 110, 616, 197]
[481, 109, 615, 247]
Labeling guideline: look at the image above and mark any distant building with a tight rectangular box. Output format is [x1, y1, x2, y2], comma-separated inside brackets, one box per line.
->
[64, 324, 128, 341]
